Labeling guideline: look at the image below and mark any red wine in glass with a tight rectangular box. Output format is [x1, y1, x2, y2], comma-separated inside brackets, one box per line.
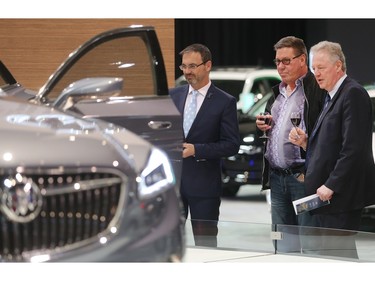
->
[290, 112, 301, 129]
[259, 112, 270, 139]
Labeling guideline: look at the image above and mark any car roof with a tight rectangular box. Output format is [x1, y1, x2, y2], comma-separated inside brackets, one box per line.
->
[175, 67, 280, 85]
[368, 88, 375, 98]
[209, 67, 280, 80]
[364, 84, 375, 96]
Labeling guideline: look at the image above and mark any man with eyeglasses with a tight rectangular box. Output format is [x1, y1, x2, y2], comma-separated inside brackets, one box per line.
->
[169, 43, 240, 247]
[256, 36, 326, 252]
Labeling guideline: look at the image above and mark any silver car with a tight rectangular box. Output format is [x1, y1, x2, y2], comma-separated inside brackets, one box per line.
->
[0, 26, 185, 262]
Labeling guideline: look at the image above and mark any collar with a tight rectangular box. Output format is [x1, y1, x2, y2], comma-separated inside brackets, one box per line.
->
[279, 74, 305, 93]
[188, 81, 211, 97]
[329, 74, 347, 100]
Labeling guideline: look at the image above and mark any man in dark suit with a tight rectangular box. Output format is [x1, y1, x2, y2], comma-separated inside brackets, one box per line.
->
[290, 41, 375, 258]
[169, 43, 240, 247]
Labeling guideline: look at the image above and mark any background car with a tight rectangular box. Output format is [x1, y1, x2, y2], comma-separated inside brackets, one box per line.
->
[359, 86, 375, 232]
[176, 67, 280, 197]
[176, 67, 280, 113]
[221, 92, 271, 196]
[0, 26, 185, 262]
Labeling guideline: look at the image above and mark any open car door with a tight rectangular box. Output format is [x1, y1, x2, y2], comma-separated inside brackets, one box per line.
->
[34, 26, 183, 184]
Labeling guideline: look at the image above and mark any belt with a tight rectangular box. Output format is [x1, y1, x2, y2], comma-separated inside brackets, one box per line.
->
[271, 167, 303, 176]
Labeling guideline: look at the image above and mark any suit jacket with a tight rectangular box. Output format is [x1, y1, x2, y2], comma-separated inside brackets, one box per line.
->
[169, 83, 240, 197]
[305, 76, 375, 214]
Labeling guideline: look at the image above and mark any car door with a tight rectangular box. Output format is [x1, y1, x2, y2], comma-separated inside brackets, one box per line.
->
[34, 26, 183, 183]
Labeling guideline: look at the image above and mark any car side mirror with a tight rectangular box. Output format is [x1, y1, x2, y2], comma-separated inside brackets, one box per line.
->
[53, 77, 123, 110]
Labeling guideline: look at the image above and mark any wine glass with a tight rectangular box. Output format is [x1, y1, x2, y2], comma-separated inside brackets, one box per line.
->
[290, 112, 301, 129]
[259, 112, 271, 139]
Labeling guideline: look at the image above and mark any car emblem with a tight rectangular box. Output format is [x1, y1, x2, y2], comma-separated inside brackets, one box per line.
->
[0, 175, 43, 223]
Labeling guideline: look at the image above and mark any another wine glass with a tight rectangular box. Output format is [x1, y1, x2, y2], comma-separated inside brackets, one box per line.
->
[259, 112, 271, 139]
[290, 112, 301, 129]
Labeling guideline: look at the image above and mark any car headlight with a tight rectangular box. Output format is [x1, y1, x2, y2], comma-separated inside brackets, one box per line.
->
[238, 145, 262, 155]
[243, 134, 255, 143]
[137, 148, 175, 199]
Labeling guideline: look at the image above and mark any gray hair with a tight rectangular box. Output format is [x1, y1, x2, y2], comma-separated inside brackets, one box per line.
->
[310, 41, 346, 72]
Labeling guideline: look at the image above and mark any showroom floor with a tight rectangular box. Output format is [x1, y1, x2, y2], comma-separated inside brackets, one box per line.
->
[183, 247, 350, 263]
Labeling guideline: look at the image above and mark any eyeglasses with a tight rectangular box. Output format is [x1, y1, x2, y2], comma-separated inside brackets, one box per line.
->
[273, 54, 303, 66]
[179, 61, 207, 71]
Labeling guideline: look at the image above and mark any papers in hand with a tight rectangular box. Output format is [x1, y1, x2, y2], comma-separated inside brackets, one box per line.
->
[292, 194, 330, 215]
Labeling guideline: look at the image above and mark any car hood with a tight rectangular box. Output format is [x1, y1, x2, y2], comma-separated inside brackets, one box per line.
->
[0, 98, 152, 172]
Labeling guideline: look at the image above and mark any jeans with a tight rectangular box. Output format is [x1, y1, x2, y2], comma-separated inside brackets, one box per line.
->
[270, 170, 317, 253]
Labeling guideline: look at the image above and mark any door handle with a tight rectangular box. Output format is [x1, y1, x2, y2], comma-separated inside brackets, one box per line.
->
[148, 121, 172, 130]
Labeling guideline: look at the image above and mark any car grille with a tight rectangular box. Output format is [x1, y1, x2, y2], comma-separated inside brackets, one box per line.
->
[0, 169, 126, 261]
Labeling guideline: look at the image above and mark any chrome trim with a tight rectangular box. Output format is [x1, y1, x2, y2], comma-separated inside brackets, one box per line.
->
[148, 121, 172, 130]
[0, 175, 43, 223]
[0, 167, 128, 262]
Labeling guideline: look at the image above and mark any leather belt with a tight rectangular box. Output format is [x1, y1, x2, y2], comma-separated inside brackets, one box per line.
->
[271, 167, 303, 176]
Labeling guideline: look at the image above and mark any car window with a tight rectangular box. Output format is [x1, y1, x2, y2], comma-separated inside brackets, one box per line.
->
[247, 92, 272, 117]
[0, 76, 7, 88]
[211, 79, 244, 101]
[0, 60, 17, 88]
[45, 36, 156, 102]
[251, 79, 267, 97]
[251, 78, 279, 97]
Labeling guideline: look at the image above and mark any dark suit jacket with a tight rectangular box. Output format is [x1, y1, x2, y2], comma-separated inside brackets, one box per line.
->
[169, 84, 240, 197]
[305, 76, 375, 214]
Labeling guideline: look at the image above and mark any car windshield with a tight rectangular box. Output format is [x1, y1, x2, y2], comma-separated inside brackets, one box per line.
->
[246, 92, 271, 118]
[210, 79, 244, 101]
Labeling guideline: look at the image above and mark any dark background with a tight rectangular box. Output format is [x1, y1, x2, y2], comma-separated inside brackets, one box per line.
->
[174, 19, 375, 86]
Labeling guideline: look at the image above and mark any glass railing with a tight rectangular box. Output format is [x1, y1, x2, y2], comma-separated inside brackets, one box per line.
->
[184, 219, 375, 262]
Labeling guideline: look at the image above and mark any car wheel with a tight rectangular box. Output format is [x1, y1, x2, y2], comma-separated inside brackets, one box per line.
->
[221, 184, 241, 197]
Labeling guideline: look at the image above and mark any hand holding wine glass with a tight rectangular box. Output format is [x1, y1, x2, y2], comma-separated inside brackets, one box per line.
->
[290, 111, 301, 138]
[258, 112, 271, 139]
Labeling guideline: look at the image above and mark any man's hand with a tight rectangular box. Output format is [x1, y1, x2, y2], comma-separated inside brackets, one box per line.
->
[317, 185, 334, 202]
[182, 142, 195, 158]
[288, 127, 308, 151]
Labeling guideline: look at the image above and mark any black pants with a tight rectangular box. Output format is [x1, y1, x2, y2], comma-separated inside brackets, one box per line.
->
[306, 209, 363, 259]
[181, 194, 221, 247]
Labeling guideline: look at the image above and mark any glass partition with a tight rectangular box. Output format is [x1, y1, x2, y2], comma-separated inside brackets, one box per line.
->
[185, 219, 375, 262]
